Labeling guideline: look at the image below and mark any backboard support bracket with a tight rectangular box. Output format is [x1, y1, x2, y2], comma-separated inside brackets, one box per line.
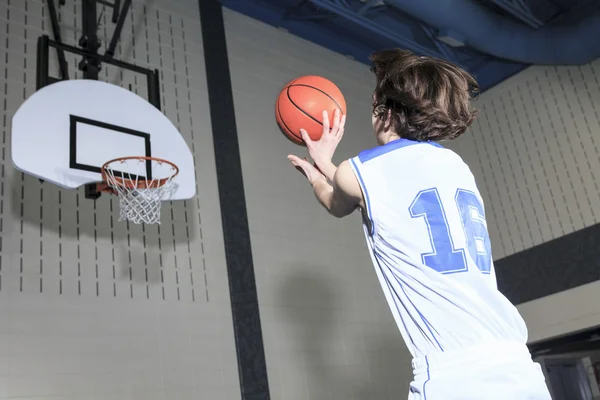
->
[37, 0, 162, 200]
[85, 183, 103, 199]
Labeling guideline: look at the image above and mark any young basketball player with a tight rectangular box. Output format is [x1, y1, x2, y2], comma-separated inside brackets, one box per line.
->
[287, 49, 552, 399]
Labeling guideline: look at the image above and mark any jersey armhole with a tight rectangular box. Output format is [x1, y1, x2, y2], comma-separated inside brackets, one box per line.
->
[349, 157, 375, 236]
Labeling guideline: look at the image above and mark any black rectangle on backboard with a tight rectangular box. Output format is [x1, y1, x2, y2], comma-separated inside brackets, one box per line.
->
[69, 115, 152, 180]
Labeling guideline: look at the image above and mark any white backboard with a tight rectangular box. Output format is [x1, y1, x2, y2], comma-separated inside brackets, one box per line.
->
[12, 79, 195, 200]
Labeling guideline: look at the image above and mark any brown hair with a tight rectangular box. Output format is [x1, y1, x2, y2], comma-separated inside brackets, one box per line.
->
[370, 49, 479, 142]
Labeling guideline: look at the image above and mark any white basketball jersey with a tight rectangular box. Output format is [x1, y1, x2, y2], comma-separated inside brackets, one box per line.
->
[349, 139, 528, 359]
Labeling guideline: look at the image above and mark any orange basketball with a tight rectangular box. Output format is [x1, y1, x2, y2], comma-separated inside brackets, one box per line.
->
[275, 76, 346, 146]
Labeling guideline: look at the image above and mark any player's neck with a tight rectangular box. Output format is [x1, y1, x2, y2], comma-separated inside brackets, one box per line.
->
[376, 131, 401, 146]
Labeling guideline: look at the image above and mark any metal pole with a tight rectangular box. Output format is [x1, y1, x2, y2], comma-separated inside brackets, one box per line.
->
[81, 0, 101, 199]
[36, 36, 50, 90]
[49, 40, 151, 74]
[106, 0, 132, 58]
[146, 69, 161, 111]
[80, 0, 101, 79]
[112, 0, 121, 23]
[46, 0, 69, 79]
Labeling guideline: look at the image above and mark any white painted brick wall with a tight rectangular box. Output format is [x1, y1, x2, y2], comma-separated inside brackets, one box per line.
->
[4, 0, 596, 397]
[445, 61, 600, 342]
[0, 0, 240, 398]
[447, 61, 600, 259]
[225, 7, 600, 394]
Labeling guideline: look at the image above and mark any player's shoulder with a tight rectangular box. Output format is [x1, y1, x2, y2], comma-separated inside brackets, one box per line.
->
[355, 138, 445, 164]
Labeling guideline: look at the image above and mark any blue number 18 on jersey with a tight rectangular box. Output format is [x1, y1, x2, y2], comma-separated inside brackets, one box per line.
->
[408, 188, 492, 275]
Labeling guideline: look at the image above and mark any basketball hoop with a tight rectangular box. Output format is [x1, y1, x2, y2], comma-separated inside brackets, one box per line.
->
[100, 156, 179, 224]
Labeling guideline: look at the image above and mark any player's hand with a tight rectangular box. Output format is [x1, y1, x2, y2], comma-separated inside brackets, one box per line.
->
[287, 155, 326, 186]
[300, 109, 346, 172]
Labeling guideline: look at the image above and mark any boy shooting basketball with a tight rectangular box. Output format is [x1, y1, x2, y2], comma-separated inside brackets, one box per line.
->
[287, 49, 551, 400]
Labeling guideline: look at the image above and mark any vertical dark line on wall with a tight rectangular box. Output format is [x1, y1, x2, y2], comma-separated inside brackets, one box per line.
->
[197, 1, 270, 399]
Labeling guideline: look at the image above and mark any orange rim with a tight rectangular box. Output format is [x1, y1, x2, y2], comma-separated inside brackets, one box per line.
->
[100, 156, 179, 190]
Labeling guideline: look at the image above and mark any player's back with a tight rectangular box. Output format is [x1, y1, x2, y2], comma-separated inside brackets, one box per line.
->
[349, 138, 529, 359]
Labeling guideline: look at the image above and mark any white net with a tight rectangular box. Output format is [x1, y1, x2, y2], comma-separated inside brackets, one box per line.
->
[102, 157, 178, 224]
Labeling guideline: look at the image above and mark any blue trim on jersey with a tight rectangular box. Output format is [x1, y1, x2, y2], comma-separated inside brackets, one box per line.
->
[381, 265, 419, 351]
[375, 252, 444, 353]
[398, 283, 445, 352]
[384, 264, 445, 352]
[358, 138, 443, 164]
[423, 356, 431, 400]
[349, 158, 375, 236]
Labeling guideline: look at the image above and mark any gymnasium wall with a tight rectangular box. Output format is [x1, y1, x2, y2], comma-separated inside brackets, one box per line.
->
[224, 8, 413, 400]
[224, 7, 600, 394]
[444, 60, 600, 341]
[3, 0, 599, 399]
[447, 62, 600, 260]
[0, 0, 241, 398]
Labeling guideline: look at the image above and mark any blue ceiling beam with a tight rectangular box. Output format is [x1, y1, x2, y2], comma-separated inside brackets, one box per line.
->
[220, 0, 376, 64]
[487, 0, 543, 28]
[331, 0, 351, 7]
[420, 24, 459, 63]
[219, 0, 529, 92]
[386, 0, 600, 65]
[357, 0, 383, 15]
[307, 0, 466, 66]
[282, 1, 334, 22]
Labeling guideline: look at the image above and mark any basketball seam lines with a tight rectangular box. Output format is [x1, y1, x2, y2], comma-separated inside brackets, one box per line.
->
[286, 86, 324, 128]
[289, 83, 344, 112]
[278, 89, 302, 142]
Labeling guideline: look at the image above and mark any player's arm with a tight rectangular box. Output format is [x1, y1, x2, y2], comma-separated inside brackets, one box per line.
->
[312, 160, 364, 218]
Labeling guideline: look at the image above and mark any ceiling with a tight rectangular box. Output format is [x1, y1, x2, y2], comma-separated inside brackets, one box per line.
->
[218, 0, 600, 92]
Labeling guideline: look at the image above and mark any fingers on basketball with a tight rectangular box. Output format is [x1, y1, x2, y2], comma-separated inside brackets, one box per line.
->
[322, 110, 330, 136]
[299, 129, 312, 145]
[275, 76, 346, 145]
[330, 109, 344, 137]
[337, 113, 347, 139]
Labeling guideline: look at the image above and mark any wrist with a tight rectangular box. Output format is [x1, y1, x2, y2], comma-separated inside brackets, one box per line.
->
[310, 174, 328, 188]
[314, 159, 337, 181]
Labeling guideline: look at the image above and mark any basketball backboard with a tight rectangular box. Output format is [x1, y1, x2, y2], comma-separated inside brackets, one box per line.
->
[11, 79, 195, 200]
